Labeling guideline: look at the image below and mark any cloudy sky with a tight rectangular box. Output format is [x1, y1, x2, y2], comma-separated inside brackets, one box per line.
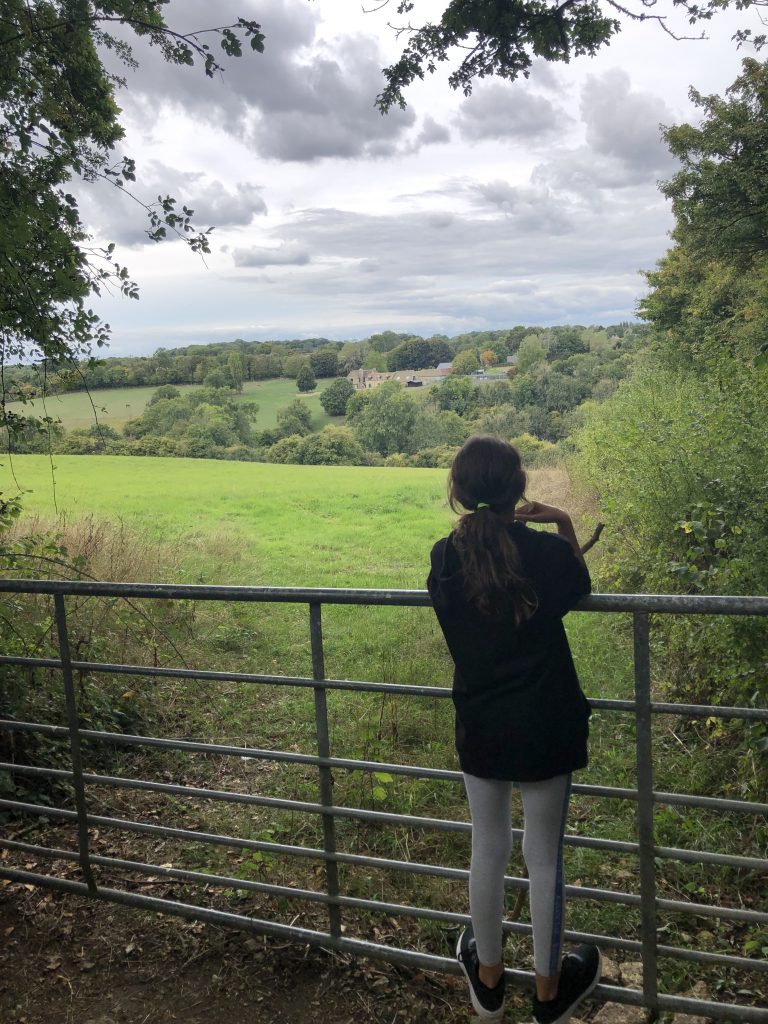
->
[85, 0, 761, 355]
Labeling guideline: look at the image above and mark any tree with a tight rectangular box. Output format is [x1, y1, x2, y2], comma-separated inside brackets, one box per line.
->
[433, 375, 476, 416]
[1, 3, 263, 437]
[277, 399, 313, 436]
[451, 349, 480, 376]
[660, 59, 768, 269]
[353, 381, 418, 456]
[227, 353, 246, 391]
[641, 59, 768, 365]
[480, 349, 498, 367]
[320, 377, 355, 416]
[284, 354, 309, 379]
[410, 409, 469, 452]
[204, 368, 229, 389]
[296, 364, 317, 393]
[387, 335, 452, 370]
[376, 0, 767, 113]
[548, 327, 588, 361]
[516, 335, 546, 374]
[309, 346, 340, 378]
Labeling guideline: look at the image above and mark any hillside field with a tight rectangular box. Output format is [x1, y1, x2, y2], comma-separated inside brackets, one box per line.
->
[6, 377, 337, 433]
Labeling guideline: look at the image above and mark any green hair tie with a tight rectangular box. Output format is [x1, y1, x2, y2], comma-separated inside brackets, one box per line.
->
[476, 502, 491, 510]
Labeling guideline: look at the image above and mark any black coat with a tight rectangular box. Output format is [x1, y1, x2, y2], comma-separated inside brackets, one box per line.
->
[427, 522, 592, 781]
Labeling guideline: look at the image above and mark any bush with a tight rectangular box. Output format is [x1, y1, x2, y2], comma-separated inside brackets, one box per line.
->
[412, 445, 459, 468]
[296, 365, 317, 392]
[0, 510, 195, 812]
[296, 426, 365, 465]
[508, 433, 559, 467]
[266, 434, 304, 463]
[573, 360, 768, 716]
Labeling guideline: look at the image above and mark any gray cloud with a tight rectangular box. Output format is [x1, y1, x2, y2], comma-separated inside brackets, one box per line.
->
[233, 243, 310, 267]
[531, 69, 678, 195]
[80, 161, 268, 246]
[455, 82, 565, 142]
[581, 69, 676, 173]
[416, 116, 451, 146]
[228, 192, 670, 309]
[108, 0, 417, 163]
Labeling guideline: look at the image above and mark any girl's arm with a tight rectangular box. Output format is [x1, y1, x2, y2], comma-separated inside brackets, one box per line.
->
[515, 501, 588, 569]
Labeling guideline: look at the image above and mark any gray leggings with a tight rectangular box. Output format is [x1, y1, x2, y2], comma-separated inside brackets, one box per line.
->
[463, 772, 572, 976]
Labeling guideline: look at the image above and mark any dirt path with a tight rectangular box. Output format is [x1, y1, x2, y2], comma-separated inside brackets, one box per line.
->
[0, 885, 536, 1024]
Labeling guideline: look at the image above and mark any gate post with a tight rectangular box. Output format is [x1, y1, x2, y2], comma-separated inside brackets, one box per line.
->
[54, 593, 97, 894]
[633, 611, 658, 1008]
[309, 602, 342, 939]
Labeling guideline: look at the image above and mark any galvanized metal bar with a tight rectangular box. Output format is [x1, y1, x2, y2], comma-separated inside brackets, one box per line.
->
[5, 653, 768, 723]
[0, 867, 766, 1023]
[652, 844, 767, 871]
[54, 593, 97, 896]
[652, 790, 768, 814]
[309, 601, 342, 939]
[4, 650, 768, 725]
[3, 839, 765, 975]
[5, 762, 765, 876]
[2, 579, 768, 616]
[0, 656, 455, 698]
[0, 799, 640, 906]
[0, 761, 635, 855]
[649, 700, 768, 721]
[3, 723, 767, 814]
[633, 612, 658, 1008]
[7, 799, 767, 924]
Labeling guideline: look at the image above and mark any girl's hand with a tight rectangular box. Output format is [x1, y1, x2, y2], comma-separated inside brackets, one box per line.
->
[515, 501, 571, 526]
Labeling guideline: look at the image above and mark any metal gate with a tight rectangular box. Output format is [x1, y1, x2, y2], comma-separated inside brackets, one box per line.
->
[1, 580, 766, 1021]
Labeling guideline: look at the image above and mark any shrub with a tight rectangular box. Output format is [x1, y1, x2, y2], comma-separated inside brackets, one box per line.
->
[296, 365, 317, 392]
[573, 360, 768, 719]
[508, 433, 559, 467]
[266, 434, 303, 463]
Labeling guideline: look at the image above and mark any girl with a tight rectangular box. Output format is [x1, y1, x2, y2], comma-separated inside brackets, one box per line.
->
[427, 435, 601, 1024]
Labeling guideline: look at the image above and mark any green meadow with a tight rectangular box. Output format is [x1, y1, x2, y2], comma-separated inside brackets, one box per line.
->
[6, 377, 336, 433]
[0, 454, 450, 586]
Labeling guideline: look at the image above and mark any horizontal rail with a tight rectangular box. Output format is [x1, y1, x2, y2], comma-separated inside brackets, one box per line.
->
[3, 798, 766, 927]
[3, 654, 766, 722]
[2, 838, 765, 976]
[6, 733, 768, 819]
[2, 578, 768, 614]
[0, 866, 764, 1023]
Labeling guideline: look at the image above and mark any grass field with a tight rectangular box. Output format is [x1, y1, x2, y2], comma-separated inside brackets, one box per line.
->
[6, 377, 336, 433]
[1, 455, 763, 1009]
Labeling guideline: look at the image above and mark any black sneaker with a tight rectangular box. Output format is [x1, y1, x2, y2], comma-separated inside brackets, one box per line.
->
[456, 925, 506, 1021]
[532, 944, 602, 1024]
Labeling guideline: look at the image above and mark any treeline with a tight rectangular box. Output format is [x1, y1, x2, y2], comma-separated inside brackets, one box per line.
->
[572, 59, 768, 759]
[4, 323, 641, 398]
[8, 324, 647, 465]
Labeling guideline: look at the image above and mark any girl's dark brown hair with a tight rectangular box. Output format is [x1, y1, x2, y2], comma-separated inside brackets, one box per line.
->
[448, 435, 537, 624]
